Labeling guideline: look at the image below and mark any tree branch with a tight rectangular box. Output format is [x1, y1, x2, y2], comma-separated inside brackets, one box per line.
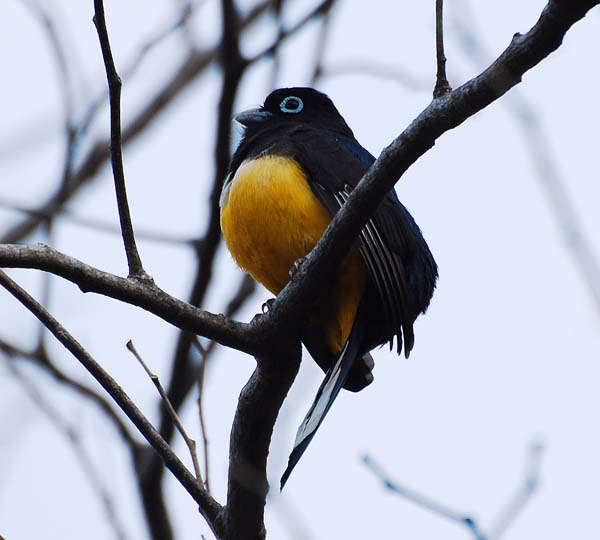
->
[93, 0, 147, 279]
[0, 269, 224, 537]
[127, 340, 204, 486]
[0, 2, 597, 538]
[221, 344, 302, 540]
[0, 0, 274, 245]
[250, 0, 600, 343]
[0, 244, 254, 354]
[363, 454, 486, 539]
[363, 441, 544, 539]
[433, 0, 452, 97]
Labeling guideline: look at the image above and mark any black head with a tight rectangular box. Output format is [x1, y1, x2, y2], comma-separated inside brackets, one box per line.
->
[235, 87, 354, 138]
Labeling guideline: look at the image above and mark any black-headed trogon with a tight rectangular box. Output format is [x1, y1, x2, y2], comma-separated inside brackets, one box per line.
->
[220, 87, 438, 488]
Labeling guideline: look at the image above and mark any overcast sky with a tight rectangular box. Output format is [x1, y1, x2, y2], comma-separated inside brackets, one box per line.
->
[1, 1, 599, 539]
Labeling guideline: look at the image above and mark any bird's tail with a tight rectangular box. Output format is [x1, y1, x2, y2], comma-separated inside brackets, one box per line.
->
[280, 324, 363, 489]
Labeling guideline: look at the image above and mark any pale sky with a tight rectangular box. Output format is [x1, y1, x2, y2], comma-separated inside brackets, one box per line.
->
[1, 1, 599, 539]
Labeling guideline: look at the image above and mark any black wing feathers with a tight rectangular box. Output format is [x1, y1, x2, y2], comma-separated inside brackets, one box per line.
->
[337, 188, 412, 355]
[291, 127, 427, 355]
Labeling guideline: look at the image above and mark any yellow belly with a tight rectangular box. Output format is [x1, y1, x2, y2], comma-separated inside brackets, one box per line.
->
[220, 155, 365, 353]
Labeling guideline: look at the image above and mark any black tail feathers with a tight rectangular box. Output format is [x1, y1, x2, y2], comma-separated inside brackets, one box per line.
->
[281, 325, 366, 489]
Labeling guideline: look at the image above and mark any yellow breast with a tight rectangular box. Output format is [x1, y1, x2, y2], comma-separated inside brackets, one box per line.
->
[220, 155, 365, 352]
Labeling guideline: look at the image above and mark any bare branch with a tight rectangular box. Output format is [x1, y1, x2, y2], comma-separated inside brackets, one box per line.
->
[146, 0, 248, 498]
[0, 244, 254, 354]
[79, 0, 199, 137]
[0, 270, 223, 537]
[246, 0, 336, 64]
[433, 0, 452, 97]
[363, 454, 486, 539]
[93, 0, 147, 279]
[309, 4, 333, 85]
[0, 3, 596, 537]
[126, 340, 204, 486]
[319, 60, 428, 91]
[364, 442, 543, 539]
[0, 197, 201, 247]
[1, 2, 275, 245]
[193, 275, 257, 495]
[249, 0, 600, 344]
[194, 338, 212, 493]
[488, 442, 544, 539]
[222, 344, 302, 540]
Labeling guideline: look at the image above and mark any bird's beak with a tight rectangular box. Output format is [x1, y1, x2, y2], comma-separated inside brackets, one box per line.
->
[234, 107, 272, 126]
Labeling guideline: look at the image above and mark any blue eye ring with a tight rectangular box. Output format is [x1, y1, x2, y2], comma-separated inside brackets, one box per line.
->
[280, 96, 304, 114]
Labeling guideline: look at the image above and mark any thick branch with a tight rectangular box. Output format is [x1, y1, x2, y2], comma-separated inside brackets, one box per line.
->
[221, 344, 302, 540]
[251, 0, 600, 341]
[0, 244, 254, 354]
[0, 3, 596, 538]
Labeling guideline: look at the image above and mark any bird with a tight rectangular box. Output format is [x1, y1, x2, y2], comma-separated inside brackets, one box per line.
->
[220, 87, 438, 488]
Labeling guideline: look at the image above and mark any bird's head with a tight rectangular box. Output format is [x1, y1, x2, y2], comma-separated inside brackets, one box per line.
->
[234, 87, 354, 138]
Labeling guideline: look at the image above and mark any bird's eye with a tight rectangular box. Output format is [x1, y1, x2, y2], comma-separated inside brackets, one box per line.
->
[280, 96, 303, 114]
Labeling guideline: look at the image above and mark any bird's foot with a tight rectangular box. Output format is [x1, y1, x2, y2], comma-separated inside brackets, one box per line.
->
[261, 298, 276, 313]
[289, 257, 307, 280]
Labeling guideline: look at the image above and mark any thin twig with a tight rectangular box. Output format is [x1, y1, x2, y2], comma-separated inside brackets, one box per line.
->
[0, 0, 279, 246]
[246, 0, 335, 64]
[0, 270, 222, 537]
[269, 0, 285, 89]
[362, 455, 486, 539]
[249, 0, 600, 338]
[147, 0, 248, 499]
[191, 274, 257, 493]
[21, 0, 75, 132]
[93, 0, 147, 279]
[36, 221, 54, 349]
[126, 340, 204, 487]
[193, 336, 211, 493]
[433, 0, 452, 98]
[319, 60, 429, 91]
[79, 0, 199, 137]
[363, 441, 544, 540]
[0, 197, 202, 247]
[487, 442, 544, 539]
[310, 5, 333, 85]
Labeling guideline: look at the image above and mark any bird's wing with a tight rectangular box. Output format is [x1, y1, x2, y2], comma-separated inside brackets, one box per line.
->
[291, 128, 416, 355]
[279, 128, 429, 489]
[278, 130, 414, 489]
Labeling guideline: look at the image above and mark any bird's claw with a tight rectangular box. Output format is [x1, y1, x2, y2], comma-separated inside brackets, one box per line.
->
[289, 257, 307, 279]
[262, 298, 276, 313]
